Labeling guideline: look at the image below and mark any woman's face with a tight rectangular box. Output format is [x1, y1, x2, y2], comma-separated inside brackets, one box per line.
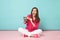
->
[32, 9, 37, 17]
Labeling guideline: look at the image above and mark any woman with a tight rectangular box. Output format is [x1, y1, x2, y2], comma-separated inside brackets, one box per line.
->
[18, 7, 42, 37]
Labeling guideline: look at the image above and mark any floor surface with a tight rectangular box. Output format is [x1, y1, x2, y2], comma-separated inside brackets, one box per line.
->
[0, 31, 60, 40]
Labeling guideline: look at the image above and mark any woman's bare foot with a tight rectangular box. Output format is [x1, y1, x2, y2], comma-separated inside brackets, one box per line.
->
[30, 34, 40, 38]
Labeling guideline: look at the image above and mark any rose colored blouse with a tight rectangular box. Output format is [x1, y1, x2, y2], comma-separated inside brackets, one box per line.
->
[25, 14, 40, 32]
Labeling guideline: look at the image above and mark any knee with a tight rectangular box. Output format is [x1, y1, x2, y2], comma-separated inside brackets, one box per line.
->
[38, 29, 42, 33]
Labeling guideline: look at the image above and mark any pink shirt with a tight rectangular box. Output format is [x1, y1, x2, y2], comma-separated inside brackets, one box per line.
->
[25, 14, 40, 32]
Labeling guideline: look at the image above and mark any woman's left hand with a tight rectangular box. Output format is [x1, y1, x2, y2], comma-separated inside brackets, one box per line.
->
[26, 17, 35, 27]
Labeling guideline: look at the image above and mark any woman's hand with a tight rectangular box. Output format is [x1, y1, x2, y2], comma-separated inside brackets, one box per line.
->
[26, 17, 32, 22]
[26, 17, 35, 27]
[26, 17, 32, 21]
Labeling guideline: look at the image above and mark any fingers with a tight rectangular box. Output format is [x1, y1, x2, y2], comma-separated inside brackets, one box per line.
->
[26, 17, 30, 20]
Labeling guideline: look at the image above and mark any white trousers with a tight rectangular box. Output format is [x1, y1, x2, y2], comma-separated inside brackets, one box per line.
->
[18, 27, 42, 36]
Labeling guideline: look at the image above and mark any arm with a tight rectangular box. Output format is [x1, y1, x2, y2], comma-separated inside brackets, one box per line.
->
[26, 17, 35, 27]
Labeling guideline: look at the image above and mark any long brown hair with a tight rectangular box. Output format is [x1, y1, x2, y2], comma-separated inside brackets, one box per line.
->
[31, 7, 40, 22]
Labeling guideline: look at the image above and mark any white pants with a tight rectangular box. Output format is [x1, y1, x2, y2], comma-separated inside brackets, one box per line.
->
[18, 27, 42, 36]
